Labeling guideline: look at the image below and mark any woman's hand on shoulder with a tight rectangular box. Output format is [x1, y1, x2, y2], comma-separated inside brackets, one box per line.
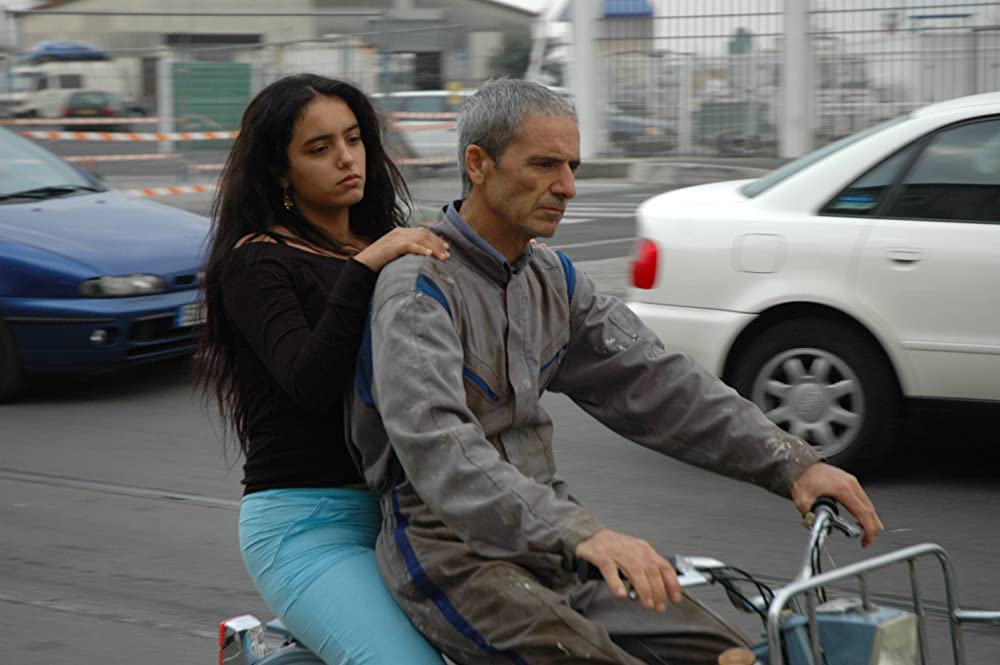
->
[354, 227, 449, 272]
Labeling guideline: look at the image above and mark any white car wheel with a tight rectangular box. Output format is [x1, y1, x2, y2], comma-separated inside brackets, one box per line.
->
[751, 347, 864, 458]
[729, 318, 900, 474]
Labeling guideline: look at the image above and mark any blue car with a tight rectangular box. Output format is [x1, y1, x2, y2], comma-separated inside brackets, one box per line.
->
[0, 127, 208, 401]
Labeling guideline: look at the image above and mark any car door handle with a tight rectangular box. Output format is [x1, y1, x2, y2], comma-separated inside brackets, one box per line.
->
[886, 248, 924, 264]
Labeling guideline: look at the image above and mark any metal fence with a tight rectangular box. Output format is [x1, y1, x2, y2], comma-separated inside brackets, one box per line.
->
[2, 1, 1000, 189]
[0, 24, 473, 186]
[599, 0, 1000, 157]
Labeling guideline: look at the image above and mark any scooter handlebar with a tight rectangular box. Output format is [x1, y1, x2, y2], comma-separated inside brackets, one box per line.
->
[803, 497, 862, 542]
[809, 496, 840, 516]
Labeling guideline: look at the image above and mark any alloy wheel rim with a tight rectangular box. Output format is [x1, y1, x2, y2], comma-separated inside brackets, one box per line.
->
[750, 347, 864, 458]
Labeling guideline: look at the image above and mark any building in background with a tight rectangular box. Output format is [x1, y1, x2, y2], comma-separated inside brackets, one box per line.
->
[11, 0, 537, 100]
[5, 0, 536, 138]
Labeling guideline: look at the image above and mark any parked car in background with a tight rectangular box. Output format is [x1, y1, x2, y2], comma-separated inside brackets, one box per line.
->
[627, 92, 1000, 473]
[371, 85, 575, 164]
[0, 126, 208, 402]
[371, 89, 471, 162]
[606, 102, 677, 156]
[62, 90, 143, 131]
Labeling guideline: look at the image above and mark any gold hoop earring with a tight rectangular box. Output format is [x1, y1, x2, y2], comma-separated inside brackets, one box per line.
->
[282, 187, 294, 211]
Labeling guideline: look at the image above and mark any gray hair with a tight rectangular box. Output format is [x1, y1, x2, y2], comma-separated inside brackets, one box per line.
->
[457, 78, 577, 196]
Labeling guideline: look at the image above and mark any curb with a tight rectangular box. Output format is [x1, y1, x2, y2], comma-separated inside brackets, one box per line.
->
[575, 160, 632, 179]
[99, 159, 774, 200]
[397, 158, 773, 185]
[577, 159, 770, 185]
[628, 160, 770, 186]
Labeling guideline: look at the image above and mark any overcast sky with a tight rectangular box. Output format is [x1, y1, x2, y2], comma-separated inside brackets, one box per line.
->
[0, 1, 553, 11]
[498, 0, 550, 12]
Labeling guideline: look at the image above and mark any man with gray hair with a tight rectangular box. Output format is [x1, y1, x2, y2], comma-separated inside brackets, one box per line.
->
[351, 78, 882, 664]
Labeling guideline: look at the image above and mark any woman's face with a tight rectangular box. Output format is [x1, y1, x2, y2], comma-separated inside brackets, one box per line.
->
[281, 95, 367, 219]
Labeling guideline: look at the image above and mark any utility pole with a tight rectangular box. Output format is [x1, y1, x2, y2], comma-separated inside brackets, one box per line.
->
[781, 1, 813, 158]
[570, 0, 604, 159]
[156, 51, 175, 155]
[0, 8, 15, 102]
[0, 9, 15, 51]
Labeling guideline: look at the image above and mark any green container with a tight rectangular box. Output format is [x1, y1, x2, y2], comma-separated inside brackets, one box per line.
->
[172, 62, 250, 150]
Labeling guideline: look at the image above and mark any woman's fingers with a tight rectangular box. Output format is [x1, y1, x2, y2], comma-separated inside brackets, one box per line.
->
[356, 227, 449, 270]
[399, 228, 449, 259]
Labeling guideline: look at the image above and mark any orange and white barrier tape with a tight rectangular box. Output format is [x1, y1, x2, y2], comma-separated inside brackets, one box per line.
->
[391, 121, 456, 132]
[388, 112, 457, 120]
[125, 184, 219, 197]
[0, 117, 167, 126]
[21, 130, 238, 141]
[16, 121, 453, 141]
[65, 153, 179, 163]
[121, 156, 453, 198]
[190, 154, 457, 171]
[395, 155, 457, 166]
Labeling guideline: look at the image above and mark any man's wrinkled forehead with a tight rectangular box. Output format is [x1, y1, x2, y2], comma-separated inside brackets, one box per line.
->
[509, 113, 580, 159]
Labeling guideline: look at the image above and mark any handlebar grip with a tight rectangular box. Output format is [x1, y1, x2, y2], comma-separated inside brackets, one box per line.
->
[810, 496, 840, 516]
[579, 557, 682, 579]
[576, 560, 605, 582]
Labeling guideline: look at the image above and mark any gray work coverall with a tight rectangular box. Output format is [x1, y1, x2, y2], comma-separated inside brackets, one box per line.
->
[351, 202, 823, 665]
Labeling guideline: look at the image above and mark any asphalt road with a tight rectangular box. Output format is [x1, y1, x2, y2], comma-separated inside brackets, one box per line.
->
[3, 357, 999, 664]
[3, 173, 999, 664]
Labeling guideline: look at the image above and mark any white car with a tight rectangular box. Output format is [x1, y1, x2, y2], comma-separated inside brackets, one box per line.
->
[627, 92, 1000, 473]
[371, 90, 471, 161]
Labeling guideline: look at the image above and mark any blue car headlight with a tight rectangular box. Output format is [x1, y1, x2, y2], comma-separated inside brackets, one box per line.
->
[79, 274, 167, 297]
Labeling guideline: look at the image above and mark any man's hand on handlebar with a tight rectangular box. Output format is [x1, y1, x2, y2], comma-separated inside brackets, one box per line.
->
[790, 462, 883, 547]
[574, 528, 682, 613]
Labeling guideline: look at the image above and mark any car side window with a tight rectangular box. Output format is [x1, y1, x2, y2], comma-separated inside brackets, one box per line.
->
[822, 143, 918, 216]
[883, 118, 1000, 223]
[59, 74, 83, 89]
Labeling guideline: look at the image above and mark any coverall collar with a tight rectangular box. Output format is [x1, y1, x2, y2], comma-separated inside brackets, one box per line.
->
[439, 200, 534, 285]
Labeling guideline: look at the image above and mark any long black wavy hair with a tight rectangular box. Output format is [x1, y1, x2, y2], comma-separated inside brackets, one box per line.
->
[196, 73, 411, 455]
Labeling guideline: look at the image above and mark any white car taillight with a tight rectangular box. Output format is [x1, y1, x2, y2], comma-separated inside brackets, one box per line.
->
[631, 238, 659, 289]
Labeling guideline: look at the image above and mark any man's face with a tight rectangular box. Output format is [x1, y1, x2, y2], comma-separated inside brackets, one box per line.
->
[482, 113, 580, 242]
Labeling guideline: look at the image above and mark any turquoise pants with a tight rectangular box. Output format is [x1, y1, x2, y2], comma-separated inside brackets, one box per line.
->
[239, 488, 444, 665]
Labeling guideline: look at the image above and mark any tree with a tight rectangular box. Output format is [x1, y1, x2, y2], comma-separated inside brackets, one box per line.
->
[728, 28, 753, 55]
[489, 38, 564, 84]
[490, 38, 532, 78]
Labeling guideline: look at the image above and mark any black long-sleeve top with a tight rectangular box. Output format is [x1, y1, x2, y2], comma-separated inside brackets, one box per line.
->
[221, 241, 377, 494]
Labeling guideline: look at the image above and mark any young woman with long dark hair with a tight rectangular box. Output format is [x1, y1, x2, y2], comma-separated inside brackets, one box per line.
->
[197, 73, 447, 664]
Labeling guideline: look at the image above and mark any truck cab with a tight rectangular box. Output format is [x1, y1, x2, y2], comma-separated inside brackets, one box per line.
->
[2, 61, 130, 118]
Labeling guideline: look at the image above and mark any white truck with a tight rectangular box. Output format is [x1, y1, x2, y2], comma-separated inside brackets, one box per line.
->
[0, 60, 134, 118]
